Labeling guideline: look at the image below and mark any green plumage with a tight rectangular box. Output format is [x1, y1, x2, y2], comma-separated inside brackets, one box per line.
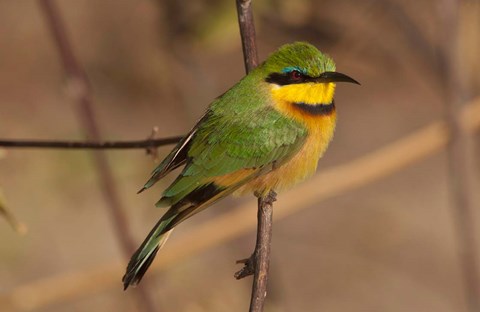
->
[123, 42, 344, 289]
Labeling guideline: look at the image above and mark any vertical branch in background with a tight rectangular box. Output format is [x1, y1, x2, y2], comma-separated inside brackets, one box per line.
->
[37, 1, 157, 312]
[439, 1, 480, 311]
[235, 1, 275, 312]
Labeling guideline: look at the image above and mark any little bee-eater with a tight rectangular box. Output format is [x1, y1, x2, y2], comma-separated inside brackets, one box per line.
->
[123, 42, 359, 289]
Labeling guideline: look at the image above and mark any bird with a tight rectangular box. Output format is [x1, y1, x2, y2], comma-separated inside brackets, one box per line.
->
[122, 42, 359, 289]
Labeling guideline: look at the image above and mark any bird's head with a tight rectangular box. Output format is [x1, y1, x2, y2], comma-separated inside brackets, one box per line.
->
[260, 42, 359, 109]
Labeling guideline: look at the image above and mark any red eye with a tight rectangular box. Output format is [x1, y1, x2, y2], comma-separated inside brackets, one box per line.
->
[290, 70, 302, 80]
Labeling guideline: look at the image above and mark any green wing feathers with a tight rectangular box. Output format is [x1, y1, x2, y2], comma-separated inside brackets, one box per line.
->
[123, 176, 257, 288]
[158, 108, 307, 206]
[139, 112, 211, 193]
[123, 101, 308, 289]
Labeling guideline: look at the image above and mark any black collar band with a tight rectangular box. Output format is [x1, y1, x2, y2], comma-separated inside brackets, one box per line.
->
[292, 100, 335, 115]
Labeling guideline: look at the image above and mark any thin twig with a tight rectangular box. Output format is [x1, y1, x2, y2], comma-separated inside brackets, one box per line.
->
[439, 1, 480, 311]
[233, 193, 276, 310]
[249, 192, 275, 311]
[0, 136, 182, 149]
[235, 1, 273, 311]
[234, 192, 276, 279]
[38, 1, 157, 311]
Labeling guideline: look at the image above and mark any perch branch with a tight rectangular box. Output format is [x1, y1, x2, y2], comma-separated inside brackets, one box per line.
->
[235, 1, 273, 312]
[235, 192, 276, 312]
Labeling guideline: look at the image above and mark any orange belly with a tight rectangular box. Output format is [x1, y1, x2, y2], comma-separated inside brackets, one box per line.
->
[235, 111, 336, 196]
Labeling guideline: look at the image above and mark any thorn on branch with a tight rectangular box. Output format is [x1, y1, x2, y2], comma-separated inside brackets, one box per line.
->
[235, 191, 276, 278]
[235, 190, 276, 312]
[145, 127, 161, 160]
[235, 255, 256, 279]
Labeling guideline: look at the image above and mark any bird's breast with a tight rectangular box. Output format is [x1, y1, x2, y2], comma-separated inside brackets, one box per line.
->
[234, 82, 338, 196]
[235, 109, 336, 196]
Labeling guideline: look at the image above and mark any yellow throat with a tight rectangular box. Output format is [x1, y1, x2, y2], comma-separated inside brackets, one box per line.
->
[270, 82, 337, 129]
[233, 81, 338, 195]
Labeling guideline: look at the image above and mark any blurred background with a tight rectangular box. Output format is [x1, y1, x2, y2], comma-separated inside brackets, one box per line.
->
[1, 0, 480, 311]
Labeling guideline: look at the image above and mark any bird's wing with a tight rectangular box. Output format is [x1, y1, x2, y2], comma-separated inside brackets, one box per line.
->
[157, 106, 308, 209]
[139, 112, 210, 192]
[123, 107, 307, 288]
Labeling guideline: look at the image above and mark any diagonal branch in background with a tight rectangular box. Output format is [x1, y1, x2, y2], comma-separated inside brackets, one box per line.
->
[37, 1, 157, 311]
[235, 1, 274, 312]
[2, 96, 479, 312]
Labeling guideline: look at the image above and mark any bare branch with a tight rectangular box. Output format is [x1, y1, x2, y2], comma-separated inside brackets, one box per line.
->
[249, 192, 275, 311]
[235, 1, 274, 312]
[0, 136, 182, 150]
[234, 192, 275, 282]
[38, 1, 157, 311]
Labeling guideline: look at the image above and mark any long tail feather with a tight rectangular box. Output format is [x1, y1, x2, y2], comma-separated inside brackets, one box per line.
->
[122, 187, 228, 289]
[122, 217, 175, 289]
[124, 174, 260, 289]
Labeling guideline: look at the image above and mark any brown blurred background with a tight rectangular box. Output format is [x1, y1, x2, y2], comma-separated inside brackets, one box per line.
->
[1, 0, 480, 311]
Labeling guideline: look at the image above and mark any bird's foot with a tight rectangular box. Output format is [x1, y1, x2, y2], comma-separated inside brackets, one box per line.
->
[263, 190, 277, 205]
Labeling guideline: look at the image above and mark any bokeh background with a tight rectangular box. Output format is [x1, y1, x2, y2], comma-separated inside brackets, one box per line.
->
[1, 0, 480, 311]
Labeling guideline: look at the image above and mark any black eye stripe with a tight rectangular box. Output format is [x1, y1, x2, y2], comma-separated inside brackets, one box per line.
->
[265, 73, 294, 85]
[265, 72, 315, 85]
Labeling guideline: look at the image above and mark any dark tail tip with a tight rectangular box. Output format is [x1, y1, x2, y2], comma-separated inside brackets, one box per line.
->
[137, 187, 147, 194]
[122, 272, 135, 290]
[122, 246, 160, 290]
[122, 276, 138, 290]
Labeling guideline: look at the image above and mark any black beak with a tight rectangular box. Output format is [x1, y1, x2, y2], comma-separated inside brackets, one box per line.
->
[315, 71, 360, 85]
